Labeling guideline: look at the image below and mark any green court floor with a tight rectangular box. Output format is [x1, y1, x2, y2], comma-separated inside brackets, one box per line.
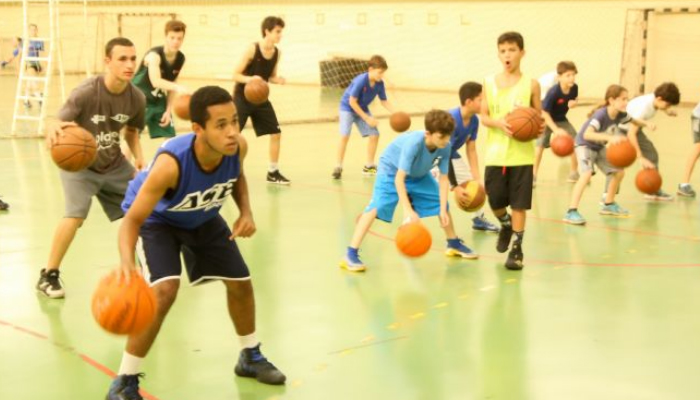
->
[1, 80, 700, 400]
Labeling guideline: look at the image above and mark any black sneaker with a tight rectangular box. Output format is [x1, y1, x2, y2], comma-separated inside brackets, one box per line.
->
[0, 198, 8, 211]
[332, 167, 342, 180]
[505, 244, 524, 271]
[266, 170, 291, 185]
[234, 344, 286, 385]
[105, 373, 144, 400]
[496, 224, 513, 253]
[36, 268, 65, 298]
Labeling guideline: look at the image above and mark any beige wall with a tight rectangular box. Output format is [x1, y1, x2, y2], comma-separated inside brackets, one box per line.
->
[1, 1, 700, 101]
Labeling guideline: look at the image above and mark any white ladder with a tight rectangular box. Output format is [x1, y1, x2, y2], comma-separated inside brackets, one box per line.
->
[10, 0, 62, 137]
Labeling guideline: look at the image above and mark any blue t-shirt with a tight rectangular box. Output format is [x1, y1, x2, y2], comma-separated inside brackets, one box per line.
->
[542, 83, 578, 122]
[339, 72, 387, 113]
[448, 107, 479, 159]
[378, 130, 451, 178]
[575, 108, 632, 151]
[122, 134, 241, 230]
[28, 40, 43, 57]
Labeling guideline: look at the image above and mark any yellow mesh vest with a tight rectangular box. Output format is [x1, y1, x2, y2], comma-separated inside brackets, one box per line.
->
[484, 74, 534, 166]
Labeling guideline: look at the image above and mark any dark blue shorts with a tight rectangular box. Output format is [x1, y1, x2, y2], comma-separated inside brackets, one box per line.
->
[137, 215, 250, 286]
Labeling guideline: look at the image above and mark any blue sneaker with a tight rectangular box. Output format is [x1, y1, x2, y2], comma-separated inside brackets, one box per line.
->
[600, 202, 629, 216]
[339, 247, 366, 272]
[234, 343, 286, 385]
[445, 238, 479, 259]
[472, 216, 500, 233]
[563, 210, 586, 225]
[105, 374, 144, 400]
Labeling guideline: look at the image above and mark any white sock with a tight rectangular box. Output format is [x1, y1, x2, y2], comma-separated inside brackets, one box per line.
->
[681, 182, 689, 186]
[268, 163, 278, 173]
[474, 210, 485, 219]
[239, 332, 260, 349]
[118, 351, 144, 375]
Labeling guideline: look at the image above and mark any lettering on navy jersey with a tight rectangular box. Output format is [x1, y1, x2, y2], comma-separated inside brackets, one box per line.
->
[169, 178, 238, 212]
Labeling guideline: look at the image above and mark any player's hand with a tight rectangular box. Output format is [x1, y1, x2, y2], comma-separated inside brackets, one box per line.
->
[439, 209, 450, 228]
[608, 135, 627, 145]
[646, 122, 657, 131]
[230, 213, 256, 239]
[249, 75, 264, 83]
[274, 76, 286, 85]
[159, 111, 172, 128]
[0, 61, 6, 69]
[640, 157, 656, 170]
[498, 119, 513, 136]
[117, 263, 140, 285]
[403, 209, 420, 224]
[175, 85, 190, 94]
[568, 100, 578, 109]
[133, 156, 145, 171]
[554, 128, 568, 137]
[366, 117, 378, 128]
[46, 121, 77, 149]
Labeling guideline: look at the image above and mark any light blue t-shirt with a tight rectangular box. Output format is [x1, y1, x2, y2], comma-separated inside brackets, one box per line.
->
[339, 72, 387, 113]
[378, 130, 451, 178]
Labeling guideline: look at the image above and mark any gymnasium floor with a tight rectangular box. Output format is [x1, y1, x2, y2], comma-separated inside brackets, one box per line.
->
[1, 75, 700, 400]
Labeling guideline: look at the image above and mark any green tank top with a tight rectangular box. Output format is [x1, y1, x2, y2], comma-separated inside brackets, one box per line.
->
[484, 73, 534, 166]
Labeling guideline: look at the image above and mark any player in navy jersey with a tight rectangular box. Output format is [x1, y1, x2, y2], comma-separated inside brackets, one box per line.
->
[106, 86, 285, 400]
[232, 16, 290, 184]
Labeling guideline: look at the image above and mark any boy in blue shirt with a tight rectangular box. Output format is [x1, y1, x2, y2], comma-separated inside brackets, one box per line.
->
[333, 55, 394, 179]
[445, 82, 499, 233]
[340, 110, 478, 272]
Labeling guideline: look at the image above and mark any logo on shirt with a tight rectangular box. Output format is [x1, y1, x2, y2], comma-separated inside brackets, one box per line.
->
[111, 114, 130, 123]
[91, 114, 106, 125]
[557, 98, 565, 105]
[95, 131, 120, 150]
[432, 156, 443, 168]
[169, 178, 238, 212]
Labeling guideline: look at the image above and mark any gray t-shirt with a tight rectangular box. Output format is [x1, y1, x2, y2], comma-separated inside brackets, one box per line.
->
[58, 76, 146, 173]
[575, 107, 632, 151]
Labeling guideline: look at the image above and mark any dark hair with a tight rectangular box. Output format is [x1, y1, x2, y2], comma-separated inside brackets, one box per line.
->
[654, 82, 680, 105]
[424, 109, 455, 135]
[105, 37, 134, 57]
[29, 23, 38, 30]
[165, 20, 186, 35]
[368, 55, 388, 70]
[588, 84, 627, 118]
[459, 82, 483, 105]
[557, 61, 577, 75]
[497, 31, 524, 50]
[190, 86, 234, 127]
[261, 16, 285, 37]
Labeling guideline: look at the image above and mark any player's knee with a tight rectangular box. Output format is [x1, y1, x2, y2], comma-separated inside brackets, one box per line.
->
[153, 280, 180, 310]
[224, 279, 253, 300]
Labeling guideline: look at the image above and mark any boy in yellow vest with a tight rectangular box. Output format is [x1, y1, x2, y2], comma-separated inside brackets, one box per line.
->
[480, 32, 543, 270]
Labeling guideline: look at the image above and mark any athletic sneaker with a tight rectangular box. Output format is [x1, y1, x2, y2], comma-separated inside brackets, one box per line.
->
[600, 202, 629, 216]
[677, 184, 697, 198]
[472, 216, 500, 232]
[266, 170, 290, 185]
[643, 190, 674, 201]
[23, 100, 31, 109]
[339, 248, 366, 272]
[36, 268, 65, 298]
[0, 198, 8, 211]
[505, 244, 524, 271]
[496, 223, 513, 253]
[563, 209, 586, 225]
[235, 344, 286, 385]
[105, 373, 144, 400]
[445, 238, 479, 259]
[567, 171, 580, 183]
[362, 165, 377, 176]
[331, 167, 342, 180]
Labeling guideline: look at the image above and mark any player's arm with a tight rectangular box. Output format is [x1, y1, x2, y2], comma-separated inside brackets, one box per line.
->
[268, 50, 286, 85]
[145, 52, 186, 94]
[395, 170, 418, 222]
[230, 136, 256, 239]
[349, 97, 376, 127]
[627, 120, 655, 169]
[479, 82, 512, 135]
[465, 140, 481, 183]
[232, 44, 260, 83]
[583, 125, 625, 144]
[531, 79, 545, 134]
[119, 154, 178, 275]
[123, 126, 145, 170]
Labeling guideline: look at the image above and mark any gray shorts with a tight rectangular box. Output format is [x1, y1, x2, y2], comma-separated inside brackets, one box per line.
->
[693, 116, 700, 144]
[575, 146, 619, 175]
[59, 159, 135, 221]
[339, 110, 379, 137]
[636, 130, 658, 168]
[536, 119, 577, 148]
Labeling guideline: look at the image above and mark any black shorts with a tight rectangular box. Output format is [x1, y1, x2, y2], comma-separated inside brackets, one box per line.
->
[137, 215, 250, 286]
[484, 165, 533, 210]
[233, 94, 281, 137]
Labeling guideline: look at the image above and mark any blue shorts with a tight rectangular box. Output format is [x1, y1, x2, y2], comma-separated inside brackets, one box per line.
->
[365, 173, 442, 223]
[137, 215, 250, 286]
[339, 110, 379, 137]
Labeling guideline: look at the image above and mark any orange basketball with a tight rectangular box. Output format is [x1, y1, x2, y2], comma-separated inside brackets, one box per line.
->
[606, 139, 636, 168]
[50, 125, 97, 172]
[173, 94, 191, 120]
[550, 134, 575, 157]
[244, 79, 270, 105]
[454, 181, 486, 212]
[390, 112, 411, 133]
[635, 169, 662, 195]
[395, 221, 432, 258]
[92, 271, 157, 335]
[506, 107, 543, 141]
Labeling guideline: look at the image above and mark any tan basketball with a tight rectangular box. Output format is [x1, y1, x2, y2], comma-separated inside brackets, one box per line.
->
[506, 107, 543, 142]
[244, 79, 270, 105]
[390, 112, 411, 133]
[454, 181, 486, 212]
[50, 125, 98, 172]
